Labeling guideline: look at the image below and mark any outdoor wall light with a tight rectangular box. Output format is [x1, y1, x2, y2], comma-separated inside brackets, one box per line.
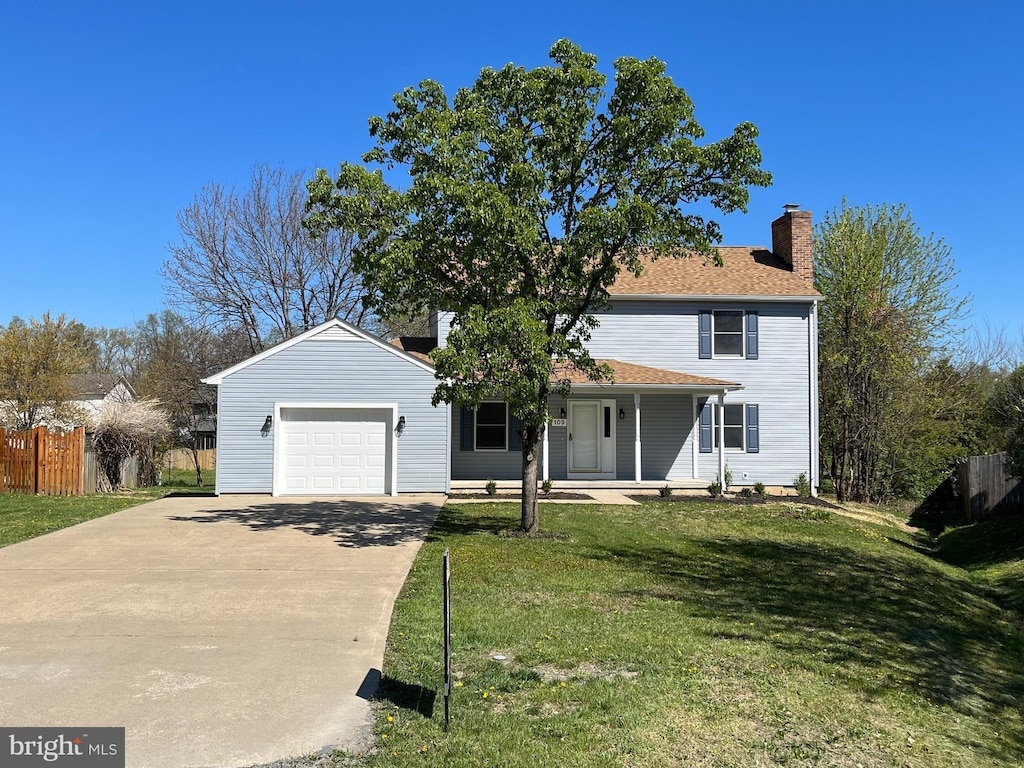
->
[261, 415, 273, 436]
[397, 415, 407, 434]
[559, 407, 566, 419]
[618, 408, 626, 421]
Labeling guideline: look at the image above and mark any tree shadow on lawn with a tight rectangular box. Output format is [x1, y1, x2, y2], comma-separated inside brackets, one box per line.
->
[167, 499, 440, 548]
[590, 535, 1024, 759]
[426, 505, 522, 542]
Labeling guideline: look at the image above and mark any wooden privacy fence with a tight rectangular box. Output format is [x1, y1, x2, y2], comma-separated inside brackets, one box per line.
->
[0, 426, 85, 496]
[957, 452, 1024, 522]
[164, 448, 216, 472]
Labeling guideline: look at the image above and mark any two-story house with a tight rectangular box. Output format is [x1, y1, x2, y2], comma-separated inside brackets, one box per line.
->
[204, 206, 819, 496]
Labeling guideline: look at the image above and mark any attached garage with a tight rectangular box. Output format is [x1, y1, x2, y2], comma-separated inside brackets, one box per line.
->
[277, 406, 394, 495]
[203, 319, 450, 496]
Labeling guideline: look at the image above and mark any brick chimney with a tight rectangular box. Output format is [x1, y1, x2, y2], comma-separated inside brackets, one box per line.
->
[771, 204, 813, 283]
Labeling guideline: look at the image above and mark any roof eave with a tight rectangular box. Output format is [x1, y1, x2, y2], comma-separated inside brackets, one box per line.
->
[608, 293, 821, 302]
[564, 383, 744, 392]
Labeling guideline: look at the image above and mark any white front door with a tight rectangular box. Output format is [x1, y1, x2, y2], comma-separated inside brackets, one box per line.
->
[568, 399, 616, 479]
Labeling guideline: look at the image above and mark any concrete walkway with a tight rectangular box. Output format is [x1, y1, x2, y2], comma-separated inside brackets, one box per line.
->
[0, 493, 443, 768]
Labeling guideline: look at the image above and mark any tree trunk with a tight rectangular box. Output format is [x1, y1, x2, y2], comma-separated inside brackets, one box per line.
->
[190, 444, 204, 487]
[520, 422, 544, 534]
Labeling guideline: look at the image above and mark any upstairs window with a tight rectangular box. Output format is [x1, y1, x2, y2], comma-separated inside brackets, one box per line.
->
[713, 311, 744, 356]
[698, 310, 758, 359]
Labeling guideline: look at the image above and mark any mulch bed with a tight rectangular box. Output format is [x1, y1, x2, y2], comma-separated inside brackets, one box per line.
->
[450, 492, 594, 501]
[628, 494, 840, 509]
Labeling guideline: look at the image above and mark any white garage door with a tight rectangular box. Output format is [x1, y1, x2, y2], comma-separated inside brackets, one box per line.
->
[280, 408, 390, 495]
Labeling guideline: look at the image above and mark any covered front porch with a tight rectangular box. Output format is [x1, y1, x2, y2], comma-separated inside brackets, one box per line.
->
[449, 478, 710, 490]
[450, 359, 742, 485]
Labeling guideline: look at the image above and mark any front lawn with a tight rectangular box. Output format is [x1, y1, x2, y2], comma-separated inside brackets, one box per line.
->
[352, 501, 1023, 767]
[0, 470, 215, 548]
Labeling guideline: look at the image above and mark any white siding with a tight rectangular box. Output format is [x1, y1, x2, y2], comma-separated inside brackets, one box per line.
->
[217, 337, 447, 493]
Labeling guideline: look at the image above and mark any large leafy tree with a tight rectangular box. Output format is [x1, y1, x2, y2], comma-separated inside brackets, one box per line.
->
[307, 40, 770, 532]
[0, 313, 89, 429]
[815, 200, 969, 502]
[991, 363, 1024, 482]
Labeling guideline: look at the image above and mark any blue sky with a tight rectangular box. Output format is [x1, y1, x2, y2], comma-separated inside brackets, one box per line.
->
[1, 0, 1021, 335]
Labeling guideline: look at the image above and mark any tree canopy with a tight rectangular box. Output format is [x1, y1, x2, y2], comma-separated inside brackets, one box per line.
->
[815, 200, 969, 502]
[307, 39, 771, 531]
[0, 313, 89, 429]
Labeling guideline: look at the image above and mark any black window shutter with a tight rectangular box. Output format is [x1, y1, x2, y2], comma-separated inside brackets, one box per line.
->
[745, 312, 759, 359]
[508, 410, 522, 451]
[698, 311, 712, 359]
[746, 404, 759, 453]
[460, 406, 474, 451]
[699, 400, 713, 453]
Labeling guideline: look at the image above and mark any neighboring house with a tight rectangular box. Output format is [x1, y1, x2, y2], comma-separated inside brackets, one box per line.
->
[70, 374, 138, 424]
[186, 388, 218, 449]
[0, 373, 137, 430]
[204, 206, 819, 496]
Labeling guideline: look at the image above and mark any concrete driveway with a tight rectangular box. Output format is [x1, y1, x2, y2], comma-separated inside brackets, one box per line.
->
[0, 493, 443, 768]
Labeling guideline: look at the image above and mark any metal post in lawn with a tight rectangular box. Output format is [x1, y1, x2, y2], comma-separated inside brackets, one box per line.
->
[443, 547, 452, 733]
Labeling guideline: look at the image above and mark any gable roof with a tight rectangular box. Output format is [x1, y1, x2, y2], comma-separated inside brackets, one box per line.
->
[71, 373, 136, 399]
[608, 247, 820, 299]
[202, 318, 436, 384]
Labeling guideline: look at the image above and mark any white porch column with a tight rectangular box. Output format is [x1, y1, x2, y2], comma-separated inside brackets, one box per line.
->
[634, 393, 642, 483]
[542, 419, 550, 482]
[717, 392, 726, 489]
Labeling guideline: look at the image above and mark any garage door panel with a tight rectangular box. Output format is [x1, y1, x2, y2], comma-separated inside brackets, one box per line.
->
[280, 408, 390, 495]
[312, 476, 336, 491]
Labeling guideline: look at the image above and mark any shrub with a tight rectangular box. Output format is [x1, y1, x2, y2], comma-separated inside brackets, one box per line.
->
[659, 485, 673, 498]
[793, 472, 811, 497]
[724, 464, 733, 490]
[707, 481, 722, 497]
[541, 479, 553, 494]
[91, 398, 171, 491]
[753, 481, 767, 498]
[485, 479, 497, 496]
[739, 486, 753, 498]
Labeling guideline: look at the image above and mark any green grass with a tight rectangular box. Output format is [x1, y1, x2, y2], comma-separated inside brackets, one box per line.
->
[0, 470, 215, 548]
[933, 515, 1024, 616]
[347, 501, 1023, 767]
